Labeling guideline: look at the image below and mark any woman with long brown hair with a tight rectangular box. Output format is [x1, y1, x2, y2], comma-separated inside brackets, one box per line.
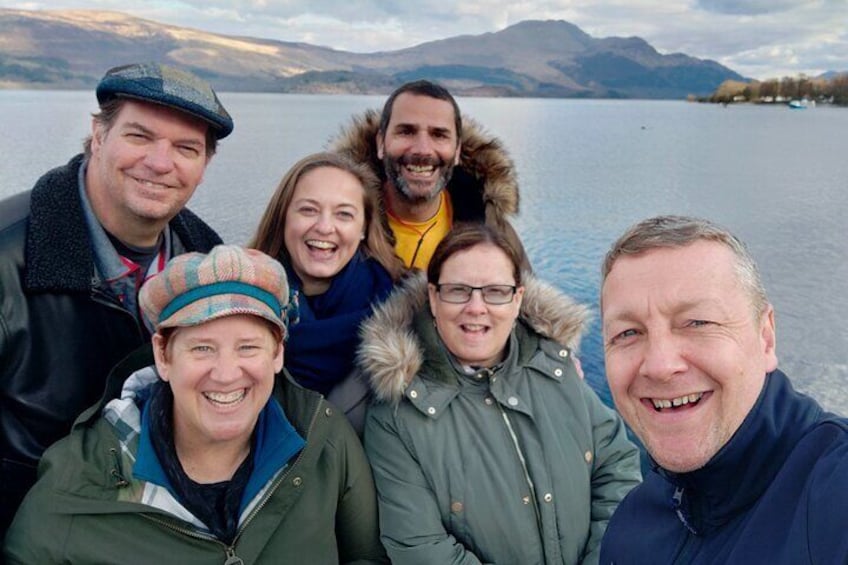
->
[250, 152, 404, 433]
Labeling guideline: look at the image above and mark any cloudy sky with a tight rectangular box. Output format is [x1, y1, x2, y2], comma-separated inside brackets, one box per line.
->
[4, 0, 847, 80]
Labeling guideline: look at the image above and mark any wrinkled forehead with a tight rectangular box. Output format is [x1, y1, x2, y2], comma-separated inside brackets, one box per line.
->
[113, 99, 210, 136]
[601, 242, 743, 313]
[389, 93, 458, 130]
[163, 313, 283, 346]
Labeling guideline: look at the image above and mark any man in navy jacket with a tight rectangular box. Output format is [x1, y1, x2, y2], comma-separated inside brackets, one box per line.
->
[599, 215, 848, 564]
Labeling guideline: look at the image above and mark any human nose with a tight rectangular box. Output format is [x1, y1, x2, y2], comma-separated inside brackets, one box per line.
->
[143, 140, 175, 173]
[313, 211, 335, 233]
[638, 333, 687, 383]
[211, 350, 242, 383]
[410, 131, 436, 155]
[463, 289, 488, 312]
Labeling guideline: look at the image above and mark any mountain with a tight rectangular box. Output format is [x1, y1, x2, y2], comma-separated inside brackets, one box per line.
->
[0, 9, 744, 99]
[818, 70, 848, 80]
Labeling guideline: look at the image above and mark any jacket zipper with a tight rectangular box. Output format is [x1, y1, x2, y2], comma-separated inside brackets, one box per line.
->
[90, 284, 145, 340]
[140, 514, 233, 561]
[141, 399, 322, 563]
[231, 400, 321, 539]
[496, 403, 545, 547]
[670, 486, 700, 564]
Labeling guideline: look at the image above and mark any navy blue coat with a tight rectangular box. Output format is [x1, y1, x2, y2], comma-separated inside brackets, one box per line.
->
[600, 370, 848, 564]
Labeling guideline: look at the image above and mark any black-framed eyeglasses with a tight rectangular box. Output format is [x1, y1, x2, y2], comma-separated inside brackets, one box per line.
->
[435, 283, 517, 305]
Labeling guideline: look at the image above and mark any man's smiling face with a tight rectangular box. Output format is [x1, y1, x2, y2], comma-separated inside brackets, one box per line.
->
[602, 240, 778, 473]
[86, 99, 209, 240]
[377, 92, 460, 205]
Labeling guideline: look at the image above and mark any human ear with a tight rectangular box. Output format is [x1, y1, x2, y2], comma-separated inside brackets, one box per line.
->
[274, 342, 284, 374]
[428, 283, 439, 319]
[760, 305, 778, 372]
[152, 333, 171, 382]
[513, 285, 525, 309]
[376, 132, 385, 159]
[90, 119, 105, 153]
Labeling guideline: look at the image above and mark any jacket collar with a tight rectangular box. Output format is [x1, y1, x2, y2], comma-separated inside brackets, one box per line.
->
[91, 365, 306, 532]
[24, 154, 219, 294]
[330, 109, 521, 221]
[657, 369, 823, 534]
[131, 376, 305, 517]
[358, 272, 589, 404]
[25, 154, 98, 292]
[77, 161, 171, 282]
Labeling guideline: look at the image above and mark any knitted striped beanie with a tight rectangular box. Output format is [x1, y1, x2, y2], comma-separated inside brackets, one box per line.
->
[139, 245, 289, 334]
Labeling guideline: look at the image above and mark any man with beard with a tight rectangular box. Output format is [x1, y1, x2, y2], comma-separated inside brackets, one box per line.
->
[332, 80, 528, 270]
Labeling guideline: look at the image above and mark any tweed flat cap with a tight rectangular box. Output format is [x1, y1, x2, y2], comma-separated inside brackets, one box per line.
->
[96, 62, 233, 139]
[140, 245, 289, 334]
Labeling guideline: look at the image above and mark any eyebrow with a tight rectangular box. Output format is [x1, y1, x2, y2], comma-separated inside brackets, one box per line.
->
[293, 198, 361, 209]
[123, 121, 156, 136]
[602, 297, 726, 326]
[182, 334, 265, 346]
[123, 121, 205, 148]
[393, 122, 453, 134]
[601, 310, 635, 333]
[429, 126, 453, 136]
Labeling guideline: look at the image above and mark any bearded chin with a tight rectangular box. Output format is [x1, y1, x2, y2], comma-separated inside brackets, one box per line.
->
[384, 155, 454, 205]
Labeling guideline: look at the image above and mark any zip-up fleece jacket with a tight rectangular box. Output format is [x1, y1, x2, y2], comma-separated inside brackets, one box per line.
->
[600, 370, 848, 564]
[330, 110, 530, 271]
[0, 154, 221, 535]
[359, 274, 641, 564]
[3, 347, 388, 564]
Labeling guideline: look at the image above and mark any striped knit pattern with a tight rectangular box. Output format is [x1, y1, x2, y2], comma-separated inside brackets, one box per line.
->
[139, 245, 289, 332]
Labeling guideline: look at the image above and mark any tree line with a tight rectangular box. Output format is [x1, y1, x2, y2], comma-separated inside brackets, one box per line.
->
[704, 73, 848, 105]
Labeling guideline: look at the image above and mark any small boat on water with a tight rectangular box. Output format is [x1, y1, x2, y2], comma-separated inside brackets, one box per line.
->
[788, 100, 807, 109]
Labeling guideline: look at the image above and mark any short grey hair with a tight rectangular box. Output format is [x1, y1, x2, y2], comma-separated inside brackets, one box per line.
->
[602, 215, 769, 318]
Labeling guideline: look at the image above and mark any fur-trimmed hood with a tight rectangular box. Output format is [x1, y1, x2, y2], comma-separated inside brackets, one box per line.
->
[358, 272, 591, 404]
[330, 109, 520, 223]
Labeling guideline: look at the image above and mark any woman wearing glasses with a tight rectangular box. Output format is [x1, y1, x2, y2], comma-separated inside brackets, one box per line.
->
[361, 223, 641, 564]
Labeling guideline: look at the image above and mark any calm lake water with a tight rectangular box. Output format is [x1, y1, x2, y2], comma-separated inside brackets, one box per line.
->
[2, 91, 846, 414]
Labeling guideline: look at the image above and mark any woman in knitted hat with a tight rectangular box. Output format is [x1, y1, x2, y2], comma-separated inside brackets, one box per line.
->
[250, 152, 404, 435]
[4, 245, 387, 564]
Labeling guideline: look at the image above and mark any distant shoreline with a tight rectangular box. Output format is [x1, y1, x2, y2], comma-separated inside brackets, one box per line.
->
[703, 74, 848, 107]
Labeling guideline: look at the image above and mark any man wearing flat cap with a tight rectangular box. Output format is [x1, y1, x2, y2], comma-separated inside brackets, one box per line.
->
[0, 62, 233, 538]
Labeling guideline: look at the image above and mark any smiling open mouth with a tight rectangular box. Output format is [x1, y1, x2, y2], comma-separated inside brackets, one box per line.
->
[204, 389, 247, 406]
[649, 392, 705, 412]
[132, 175, 170, 189]
[405, 164, 435, 175]
[306, 240, 337, 251]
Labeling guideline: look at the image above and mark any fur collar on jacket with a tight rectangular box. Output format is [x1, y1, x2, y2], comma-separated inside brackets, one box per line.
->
[330, 109, 520, 222]
[358, 272, 590, 404]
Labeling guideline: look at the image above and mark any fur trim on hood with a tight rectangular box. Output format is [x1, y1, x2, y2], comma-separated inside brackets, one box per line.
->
[358, 272, 591, 404]
[329, 109, 520, 220]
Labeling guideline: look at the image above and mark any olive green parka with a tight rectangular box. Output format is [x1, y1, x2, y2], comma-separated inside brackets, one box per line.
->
[360, 274, 641, 564]
[4, 347, 387, 565]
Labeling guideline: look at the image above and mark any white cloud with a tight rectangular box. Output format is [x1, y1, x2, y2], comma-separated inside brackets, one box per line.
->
[695, 0, 799, 16]
[2, 0, 845, 79]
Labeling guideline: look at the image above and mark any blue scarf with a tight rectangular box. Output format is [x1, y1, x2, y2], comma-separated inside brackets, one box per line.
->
[285, 251, 394, 395]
